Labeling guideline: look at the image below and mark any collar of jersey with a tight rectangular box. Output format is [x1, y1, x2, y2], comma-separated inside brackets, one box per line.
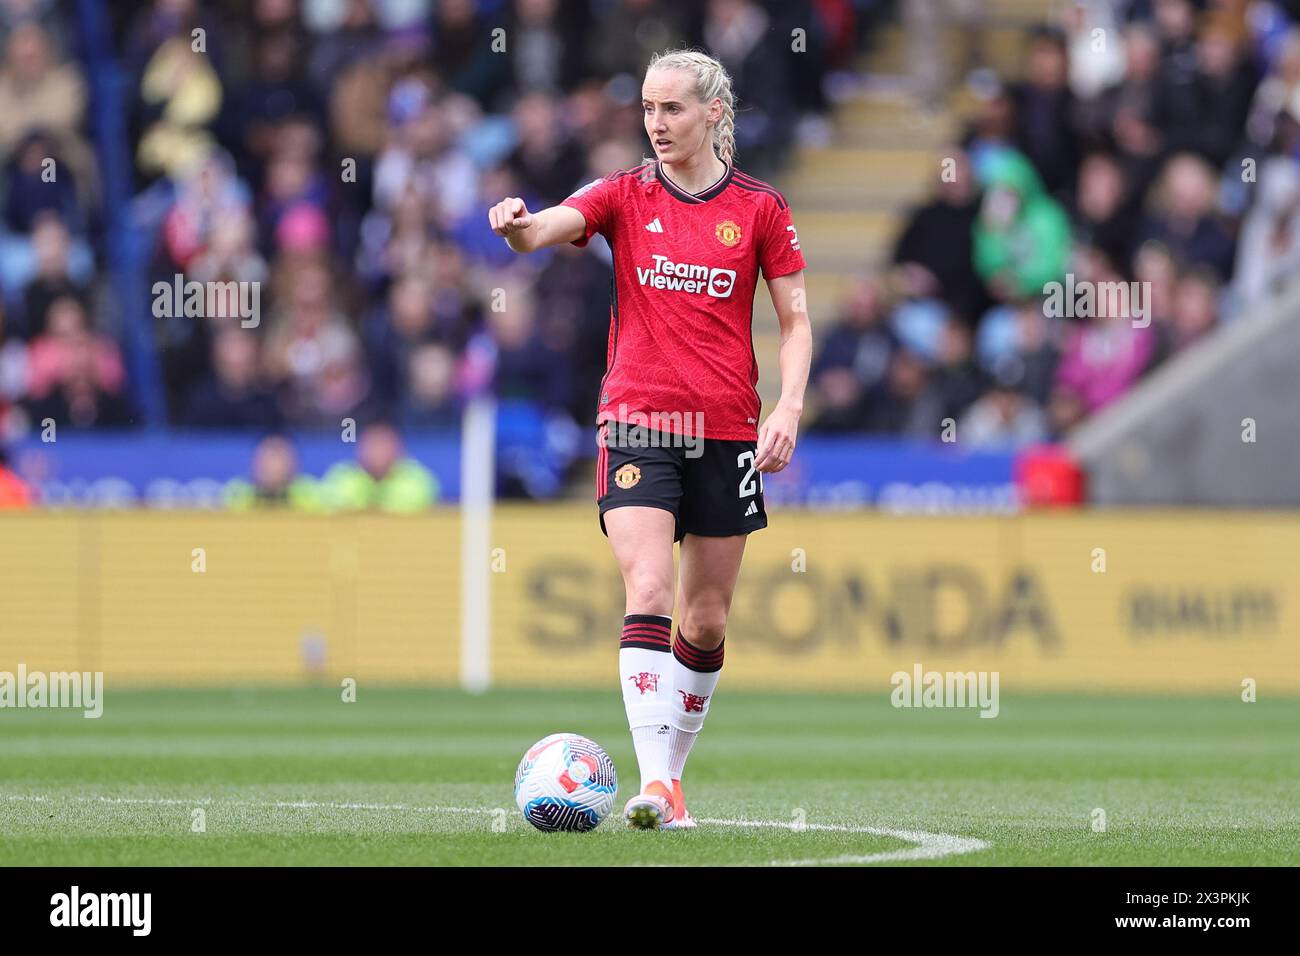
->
[655, 159, 733, 204]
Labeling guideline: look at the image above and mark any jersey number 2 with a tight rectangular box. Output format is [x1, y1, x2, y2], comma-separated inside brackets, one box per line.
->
[737, 451, 763, 498]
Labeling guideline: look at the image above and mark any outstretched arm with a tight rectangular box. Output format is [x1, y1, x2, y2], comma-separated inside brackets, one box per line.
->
[487, 197, 587, 253]
[754, 269, 812, 474]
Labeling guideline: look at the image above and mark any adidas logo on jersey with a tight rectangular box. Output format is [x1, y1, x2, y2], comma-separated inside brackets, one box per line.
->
[644, 218, 664, 233]
[744, 501, 758, 517]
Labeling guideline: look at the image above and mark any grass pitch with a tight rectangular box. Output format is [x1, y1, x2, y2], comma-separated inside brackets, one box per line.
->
[1, 687, 1296, 866]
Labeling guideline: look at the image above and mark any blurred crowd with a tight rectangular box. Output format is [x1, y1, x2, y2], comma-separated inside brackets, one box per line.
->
[0, 0, 1294, 494]
[808, 0, 1300, 444]
[0, 1, 109, 435]
[0, 0, 859, 455]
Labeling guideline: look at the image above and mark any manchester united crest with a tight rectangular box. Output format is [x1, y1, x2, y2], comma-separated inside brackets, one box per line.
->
[614, 464, 641, 489]
[715, 220, 742, 247]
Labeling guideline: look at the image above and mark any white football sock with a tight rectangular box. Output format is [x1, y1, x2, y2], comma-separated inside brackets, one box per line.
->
[619, 614, 674, 792]
[667, 630, 724, 780]
[630, 723, 671, 793]
[667, 726, 698, 780]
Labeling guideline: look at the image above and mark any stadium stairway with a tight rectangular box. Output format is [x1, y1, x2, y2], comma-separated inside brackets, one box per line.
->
[1068, 278, 1300, 506]
[750, 0, 1055, 405]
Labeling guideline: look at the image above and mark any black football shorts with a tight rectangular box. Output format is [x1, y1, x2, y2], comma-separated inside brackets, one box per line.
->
[595, 421, 768, 542]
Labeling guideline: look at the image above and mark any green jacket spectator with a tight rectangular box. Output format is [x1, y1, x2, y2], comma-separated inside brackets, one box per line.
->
[224, 475, 325, 511]
[973, 149, 1071, 299]
[317, 458, 439, 512]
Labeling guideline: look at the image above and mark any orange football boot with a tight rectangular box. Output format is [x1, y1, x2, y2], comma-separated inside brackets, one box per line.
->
[622, 780, 675, 829]
[661, 778, 697, 830]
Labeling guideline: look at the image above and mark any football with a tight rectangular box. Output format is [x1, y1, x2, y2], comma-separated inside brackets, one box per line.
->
[514, 733, 618, 832]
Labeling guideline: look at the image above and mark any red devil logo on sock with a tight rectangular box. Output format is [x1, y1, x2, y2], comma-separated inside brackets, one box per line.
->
[678, 690, 709, 713]
[628, 672, 659, 694]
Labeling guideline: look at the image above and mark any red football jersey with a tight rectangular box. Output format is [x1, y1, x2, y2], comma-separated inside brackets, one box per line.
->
[561, 161, 806, 441]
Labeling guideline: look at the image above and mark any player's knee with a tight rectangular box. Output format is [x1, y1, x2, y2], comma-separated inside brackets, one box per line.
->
[624, 575, 672, 616]
[680, 606, 727, 650]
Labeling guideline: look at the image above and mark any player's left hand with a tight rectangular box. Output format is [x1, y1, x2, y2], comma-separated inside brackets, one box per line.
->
[754, 402, 800, 473]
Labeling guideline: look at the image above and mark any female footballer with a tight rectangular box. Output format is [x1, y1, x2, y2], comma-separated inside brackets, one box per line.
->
[488, 49, 811, 829]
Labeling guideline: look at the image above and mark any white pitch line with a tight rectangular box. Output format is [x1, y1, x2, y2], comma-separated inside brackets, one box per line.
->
[697, 818, 990, 865]
[3, 795, 990, 864]
[3, 794, 486, 814]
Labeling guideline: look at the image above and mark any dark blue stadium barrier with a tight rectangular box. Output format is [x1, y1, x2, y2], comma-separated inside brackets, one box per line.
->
[10, 428, 1017, 511]
[760, 437, 1018, 511]
[11, 430, 463, 507]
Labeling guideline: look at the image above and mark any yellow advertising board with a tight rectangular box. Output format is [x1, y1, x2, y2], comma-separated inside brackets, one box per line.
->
[492, 507, 1299, 693]
[0, 508, 1295, 693]
[0, 512, 461, 685]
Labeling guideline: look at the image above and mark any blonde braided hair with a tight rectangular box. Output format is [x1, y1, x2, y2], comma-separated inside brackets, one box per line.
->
[645, 49, 737, 166]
